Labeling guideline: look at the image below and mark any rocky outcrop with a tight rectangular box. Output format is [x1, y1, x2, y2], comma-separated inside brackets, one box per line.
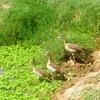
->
[53, 71, 100, 100]
[52, 51, 100, 100]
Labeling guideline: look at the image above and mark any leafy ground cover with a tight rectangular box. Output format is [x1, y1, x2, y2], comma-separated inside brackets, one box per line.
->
[0, 44, 63, 100]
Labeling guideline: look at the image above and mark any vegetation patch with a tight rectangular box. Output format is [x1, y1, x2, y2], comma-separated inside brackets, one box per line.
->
[0, 44, 63, 99]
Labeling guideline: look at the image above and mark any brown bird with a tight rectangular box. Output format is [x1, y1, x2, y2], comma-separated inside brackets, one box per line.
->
[57, 34, 85, 61]
[33, 67, 51, 79]
[45, 52, 66, 81]
[45, 51, 63, 74]
[30, 58, 51, 80]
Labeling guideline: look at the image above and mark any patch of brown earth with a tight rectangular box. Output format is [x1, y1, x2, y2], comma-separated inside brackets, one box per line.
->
[53, 71, 100, 100]
[91, 51, 100, 61]
[52, 51, 100, 100]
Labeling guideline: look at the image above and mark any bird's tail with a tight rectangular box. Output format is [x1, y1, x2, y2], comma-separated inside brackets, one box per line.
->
[83, 48, 93, 53]
[57, 68, 64, 74]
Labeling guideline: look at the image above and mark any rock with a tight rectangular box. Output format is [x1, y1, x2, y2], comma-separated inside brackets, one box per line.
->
[91, 51, 100, 61]
[52, 71, 100, 100]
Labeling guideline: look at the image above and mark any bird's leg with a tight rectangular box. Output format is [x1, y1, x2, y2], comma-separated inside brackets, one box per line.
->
[51, 73, 57, 80]
[69, 56, 72, 60]
[39, 77, 44, 81]
[69, 54, 74, 61]
[61, 74, 66, 81]
[72, 53, 75, 62]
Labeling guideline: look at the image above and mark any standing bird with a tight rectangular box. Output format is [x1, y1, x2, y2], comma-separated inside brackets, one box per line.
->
[45, 51, 66, 80]
[30, 59, 51, 80]
[45, 51, 62, 74]
[32, 67, 51, 80]
[57, 34, 85, 62]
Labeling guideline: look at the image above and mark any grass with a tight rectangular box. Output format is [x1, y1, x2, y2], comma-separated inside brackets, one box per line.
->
[0, 0, 100, 46]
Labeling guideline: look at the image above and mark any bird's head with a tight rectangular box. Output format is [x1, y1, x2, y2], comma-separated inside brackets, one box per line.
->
[32, 67, 36, 74]
[57, 34, 68, 43]
[45, 51, 51, 57]
[57, 34, 66, 39]
[29, 58, 36, 65]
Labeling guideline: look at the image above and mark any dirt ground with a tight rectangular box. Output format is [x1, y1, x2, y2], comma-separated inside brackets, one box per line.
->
[52, 51, 100, 100]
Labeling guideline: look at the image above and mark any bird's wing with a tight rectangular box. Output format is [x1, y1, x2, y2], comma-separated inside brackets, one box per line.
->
[36, 68, 49, 77]
[49, 62, 63, 74]
[49, 62, 59, 70]
[68, 44, 83, 51]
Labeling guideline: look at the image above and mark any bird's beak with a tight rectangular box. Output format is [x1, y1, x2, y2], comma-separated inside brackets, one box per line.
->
[57, 36, 63, 40]
[57, 36, 60, 39]
[45, 51, 49, 56]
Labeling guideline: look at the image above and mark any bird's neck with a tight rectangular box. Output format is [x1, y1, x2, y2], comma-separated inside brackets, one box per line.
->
[48, 55, 52, 63]
[64, 38, 68, 44]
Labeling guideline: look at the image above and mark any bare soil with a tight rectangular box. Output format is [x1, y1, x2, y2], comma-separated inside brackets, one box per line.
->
[52, 51, 100, 100]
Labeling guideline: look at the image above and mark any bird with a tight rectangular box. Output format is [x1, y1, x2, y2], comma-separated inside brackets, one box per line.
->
[45, 51, 62, 74]
[32, 67, 51, 80]
[30, 58, 51, 80]
[57, 34, 85, 62]
[45, 51, 66, 80]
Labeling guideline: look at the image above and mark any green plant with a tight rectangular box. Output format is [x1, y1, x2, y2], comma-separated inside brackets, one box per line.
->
[0, 44, 63, 100]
